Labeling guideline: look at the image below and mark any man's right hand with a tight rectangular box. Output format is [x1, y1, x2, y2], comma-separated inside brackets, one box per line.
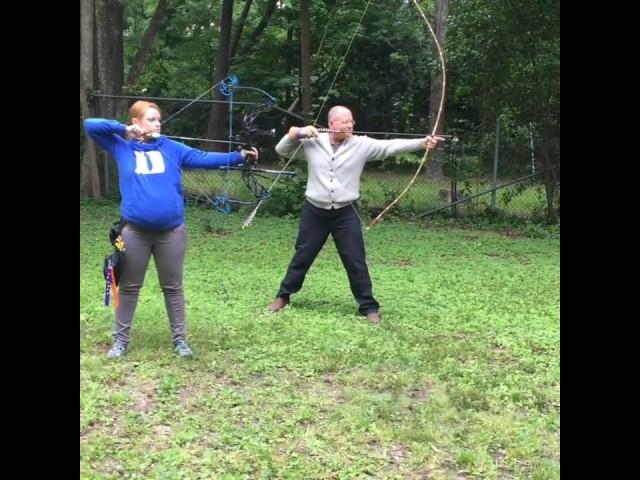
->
[288, 126, 319, 140]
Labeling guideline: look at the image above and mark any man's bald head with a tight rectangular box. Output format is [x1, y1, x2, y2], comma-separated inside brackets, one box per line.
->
[327, 106, 355, 144]
[328, 105, 353, 123]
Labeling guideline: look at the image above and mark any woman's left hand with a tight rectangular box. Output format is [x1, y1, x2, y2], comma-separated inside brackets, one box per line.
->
[241, 147, 259, 162]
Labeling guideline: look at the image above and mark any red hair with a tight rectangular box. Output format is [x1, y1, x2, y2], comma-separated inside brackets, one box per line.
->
[128, 101, 162, 122]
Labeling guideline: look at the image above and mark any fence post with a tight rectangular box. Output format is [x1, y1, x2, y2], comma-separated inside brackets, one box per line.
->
[450, 135, 460, 217]
[529, 122, 536, 175]
[491, 116, 501, 211]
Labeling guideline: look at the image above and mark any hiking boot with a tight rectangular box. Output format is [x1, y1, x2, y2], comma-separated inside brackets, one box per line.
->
[174, 340, 194, 358]
[365, 312, 381, 324]
[107, 340, 128, 359]
[268, 296, 289, 313]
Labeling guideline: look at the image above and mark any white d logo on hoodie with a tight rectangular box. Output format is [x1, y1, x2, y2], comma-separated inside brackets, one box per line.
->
[134, 150, 166, 175]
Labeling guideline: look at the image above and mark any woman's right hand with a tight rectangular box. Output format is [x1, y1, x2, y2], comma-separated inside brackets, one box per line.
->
[126, 124, 145, 140]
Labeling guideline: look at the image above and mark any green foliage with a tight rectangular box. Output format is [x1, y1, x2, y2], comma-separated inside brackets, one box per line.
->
[500, 182, 528, 207]
[261, 173, 307, 217]
[379, 151, 424, 170]
[94, 0, 560, 214]
[446, 0, 559, 176]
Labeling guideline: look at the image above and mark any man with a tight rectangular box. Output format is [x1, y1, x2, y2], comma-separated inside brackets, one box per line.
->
[268, 105, 443, 323]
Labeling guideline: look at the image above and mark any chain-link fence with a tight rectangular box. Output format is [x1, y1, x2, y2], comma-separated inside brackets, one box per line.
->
[177, 135, 559, 223]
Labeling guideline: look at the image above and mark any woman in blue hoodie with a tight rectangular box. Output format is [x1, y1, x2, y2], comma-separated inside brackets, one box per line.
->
[84, 100, 258, 359]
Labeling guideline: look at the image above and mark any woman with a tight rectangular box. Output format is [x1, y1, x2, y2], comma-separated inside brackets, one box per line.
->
[84, 100, 259, 358]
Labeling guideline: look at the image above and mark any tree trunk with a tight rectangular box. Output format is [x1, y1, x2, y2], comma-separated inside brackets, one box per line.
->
[125, 0, 169, 90]
[94, 0, 125, 195]
[282, 2, 339, 125]
[236, 0, 278, 59]
[95, 0, 125, 118]
[230, 0, 253, 63]
[300, 0, 312, 123]
[80, 0, 102, 199]
[425, 0, 448, 179]
[206, 0, 234, 151]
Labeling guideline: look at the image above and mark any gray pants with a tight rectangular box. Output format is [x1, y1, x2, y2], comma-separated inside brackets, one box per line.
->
[114, 223, 187, 345]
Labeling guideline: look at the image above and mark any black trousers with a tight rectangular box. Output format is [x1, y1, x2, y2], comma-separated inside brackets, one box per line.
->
[276, 201, 380, 315]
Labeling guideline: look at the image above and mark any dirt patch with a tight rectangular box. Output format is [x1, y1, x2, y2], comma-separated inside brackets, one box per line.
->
[407, 386, 432, 403]
[177, 383, 200, 406]
[500, 229, 523, 238]
[96, 458, 125, 476]
[145, 424, 173, 452]
[397, 258, 415, 268]
[80, 423, 96, 441]
[130, 379, 157, 413]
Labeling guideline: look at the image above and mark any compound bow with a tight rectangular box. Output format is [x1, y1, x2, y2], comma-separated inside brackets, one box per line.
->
[213, 75, 297, 213]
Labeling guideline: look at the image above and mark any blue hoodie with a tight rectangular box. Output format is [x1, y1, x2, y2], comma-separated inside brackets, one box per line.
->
[84, 118, 244, 230]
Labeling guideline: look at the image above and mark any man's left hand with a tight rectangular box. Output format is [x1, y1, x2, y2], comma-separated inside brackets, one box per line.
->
[423, 135, 445, 150]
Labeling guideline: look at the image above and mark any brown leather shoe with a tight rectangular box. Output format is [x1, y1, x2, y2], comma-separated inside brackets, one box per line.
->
[268, 296, 289, 312]
[365, 312, 381, 324]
